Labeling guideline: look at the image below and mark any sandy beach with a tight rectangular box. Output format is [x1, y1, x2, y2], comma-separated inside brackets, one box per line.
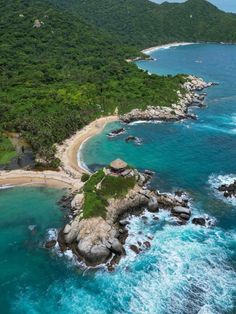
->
[56, 115, 118, 176]
[0, 170, 83, 190]
[141, 42, 195, 55]
[0, 116, 118, 189]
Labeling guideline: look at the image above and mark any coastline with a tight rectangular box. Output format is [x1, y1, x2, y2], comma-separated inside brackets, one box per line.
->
[0, 46, 215, 190]
[0, 116, 118, 189]
[56, 115, 118, 176]
[0, 170, 82, 190]
[141, 42, 195, 55]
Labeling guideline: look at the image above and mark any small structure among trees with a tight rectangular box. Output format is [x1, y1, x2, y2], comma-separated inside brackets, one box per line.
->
[110, 159, 128, 174]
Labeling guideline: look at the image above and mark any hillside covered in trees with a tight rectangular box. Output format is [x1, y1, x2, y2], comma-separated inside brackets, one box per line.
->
[0, 0, 185, 164]
[51, 0, 236, 48]
[0, 0, 236, 165]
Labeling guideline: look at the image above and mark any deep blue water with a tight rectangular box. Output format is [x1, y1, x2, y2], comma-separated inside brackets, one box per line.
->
[0, 44, 235, 314]
[81, 44, 236, 313]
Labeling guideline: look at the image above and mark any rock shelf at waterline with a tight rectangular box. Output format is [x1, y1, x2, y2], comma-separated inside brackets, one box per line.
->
[218, 180, 236, 198]
[121, 75, 218, 123]
[47, 163, 209, 269]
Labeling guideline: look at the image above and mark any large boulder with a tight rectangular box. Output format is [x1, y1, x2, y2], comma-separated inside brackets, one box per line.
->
[63, 217, 80, 244]
[172, 206, 191, 221]
[76, 217, 121, 265]
[148, 197, 159, 212]
[110, 238, 124, 254]
[71, 193, 84, 210]
[172, 206, 191, 215]
[192, 217, 206, 226]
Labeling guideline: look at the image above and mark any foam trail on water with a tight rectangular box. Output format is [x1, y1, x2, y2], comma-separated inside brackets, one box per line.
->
[15, 210, 236, 314]
[0, 185, 15, 190]
[129, 120, 163, 126]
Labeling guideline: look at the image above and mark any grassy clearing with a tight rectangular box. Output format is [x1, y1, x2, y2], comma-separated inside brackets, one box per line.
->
[0, 135, 16, 165]
[82, 169, 136, 219]
[82, 192, 108, 219]
[99, 175, 136, 199]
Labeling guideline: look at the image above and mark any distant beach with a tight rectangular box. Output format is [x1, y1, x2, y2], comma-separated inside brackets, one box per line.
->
[141, 42, 195, 55]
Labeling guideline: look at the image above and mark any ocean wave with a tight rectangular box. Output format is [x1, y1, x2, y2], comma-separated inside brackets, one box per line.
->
[0, 185, 15, 190]
[195, 123, 236, 135]
[129, 120, 164, 126]
[15, 210, 236, 314]
[142, 42, 195, 55]
[208, 174, 236, 206]
[77, 147, 91, 173]
[46, 228, 82, 267]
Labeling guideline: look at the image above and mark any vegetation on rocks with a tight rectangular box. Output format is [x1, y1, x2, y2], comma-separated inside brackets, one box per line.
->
[0, 0, 185, 165]
[1, 0, 235, 165]
[82, 169, 136, 219]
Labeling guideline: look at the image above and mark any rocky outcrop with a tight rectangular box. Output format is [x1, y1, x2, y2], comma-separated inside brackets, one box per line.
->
[56, 168, 193, 267]
[125, 136, 143, 145]
[107, 128, 126, 137]
[218, 180, 236, 198]
[171, 206, 191, 221]
[192, 217, 206, 226]
[45, 240, 56, 249]
[120, 76, 217, 123]
[192, 216, 215, 228]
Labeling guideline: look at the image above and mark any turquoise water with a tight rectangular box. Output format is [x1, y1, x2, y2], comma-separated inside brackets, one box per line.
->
[0, 44, 236, 313]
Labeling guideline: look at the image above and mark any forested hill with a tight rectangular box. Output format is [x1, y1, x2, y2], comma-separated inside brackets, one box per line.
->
[50, 0, 236, 48]
[0, 0, 185, 164]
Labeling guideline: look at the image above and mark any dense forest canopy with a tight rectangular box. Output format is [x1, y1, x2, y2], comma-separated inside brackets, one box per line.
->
[0, 0, 235, 165]
[50, 0, 236, 48]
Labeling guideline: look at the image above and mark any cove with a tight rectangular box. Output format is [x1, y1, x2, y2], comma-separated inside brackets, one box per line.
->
[0, 44, 235, 313]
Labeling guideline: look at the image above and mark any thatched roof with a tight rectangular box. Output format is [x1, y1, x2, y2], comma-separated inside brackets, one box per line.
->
[110, 159, 128, 170]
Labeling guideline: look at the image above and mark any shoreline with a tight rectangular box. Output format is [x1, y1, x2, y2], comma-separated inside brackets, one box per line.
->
[0, 170, 83, 190]
[141, 42, 195, 55]
[0, 116, 118, 189]
[56, 115, 118, 176]
[0, 46, 214, 190]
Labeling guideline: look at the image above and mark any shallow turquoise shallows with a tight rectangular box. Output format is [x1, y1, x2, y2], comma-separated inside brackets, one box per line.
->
[1, 44, 236, 314]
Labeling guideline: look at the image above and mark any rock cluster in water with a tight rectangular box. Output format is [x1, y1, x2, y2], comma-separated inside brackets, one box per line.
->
[218, 180, 236, 198]
[48, 166, 208, 269]
[121, 75, 217, 123]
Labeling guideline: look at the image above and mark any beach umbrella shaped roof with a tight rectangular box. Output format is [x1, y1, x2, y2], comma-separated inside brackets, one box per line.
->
[110, 159, 128, 170]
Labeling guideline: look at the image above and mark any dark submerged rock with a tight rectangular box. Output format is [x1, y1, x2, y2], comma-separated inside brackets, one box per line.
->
[45, 240, 57, 249]
[130, 244, 141, 254]
[107, 128, 125, 137]
[218, 180, 236, 198]
[192, 217, 206, 226]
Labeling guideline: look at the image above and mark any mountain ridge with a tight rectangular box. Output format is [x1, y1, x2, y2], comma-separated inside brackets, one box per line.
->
[49, 0, 236, 48]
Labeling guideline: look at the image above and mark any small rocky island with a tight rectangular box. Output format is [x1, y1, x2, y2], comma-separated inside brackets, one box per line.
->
[48, 159, 209, 269]
[218, 180, 236, 198]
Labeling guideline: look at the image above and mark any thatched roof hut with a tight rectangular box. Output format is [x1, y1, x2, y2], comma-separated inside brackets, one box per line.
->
[110, 159, 128, 171]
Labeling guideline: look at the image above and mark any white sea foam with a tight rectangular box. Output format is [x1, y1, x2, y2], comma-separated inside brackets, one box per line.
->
[142, 42, 195, 55]
[0, 185, 15, 190]
[77, 144, 91, 173]
[47, 228, 58, 241]
[14, 207, 236, 313]
[119, 209, 235, 314]
[208, 174, 236, 206]
[28, 225, 37, 231]
[195, 123, 236, 135]
[129, 120, 163, 126]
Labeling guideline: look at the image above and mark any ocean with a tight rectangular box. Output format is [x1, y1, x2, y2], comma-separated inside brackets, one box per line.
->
[0, 43, 235, 313]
